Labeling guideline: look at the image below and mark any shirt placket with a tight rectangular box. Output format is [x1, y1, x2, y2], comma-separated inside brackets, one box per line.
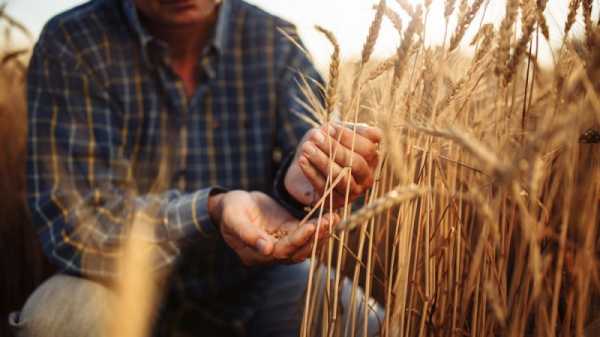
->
[156, 46, 217, 193]
[154, 54, 189, 192]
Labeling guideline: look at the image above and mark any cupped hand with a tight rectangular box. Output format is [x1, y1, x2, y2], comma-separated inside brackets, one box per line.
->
[210, 190, 338, 266]
[284, 122, 382, 209]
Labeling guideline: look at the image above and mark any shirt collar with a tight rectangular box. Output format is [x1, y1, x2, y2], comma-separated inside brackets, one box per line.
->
[121, 0, 232, 67]
[213, 0, 232, 53]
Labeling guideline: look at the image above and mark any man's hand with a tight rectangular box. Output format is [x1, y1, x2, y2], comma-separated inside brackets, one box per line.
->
[209, 190, 337, 266]
[284, 123, 382, 209]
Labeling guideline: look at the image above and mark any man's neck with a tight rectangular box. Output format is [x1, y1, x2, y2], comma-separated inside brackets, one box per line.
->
[143, 17, 217, 62]
[138, 9, 219, 97]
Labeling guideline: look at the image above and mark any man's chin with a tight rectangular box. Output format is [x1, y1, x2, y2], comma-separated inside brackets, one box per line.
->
[158, 10, 216, 27]
[158, 13, 203, 25]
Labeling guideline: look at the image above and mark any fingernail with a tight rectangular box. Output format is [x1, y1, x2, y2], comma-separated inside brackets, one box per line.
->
[256, 238, 271, 255]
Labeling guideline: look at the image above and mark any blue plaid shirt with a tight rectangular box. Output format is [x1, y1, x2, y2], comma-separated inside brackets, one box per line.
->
[27, 0, 321, 297]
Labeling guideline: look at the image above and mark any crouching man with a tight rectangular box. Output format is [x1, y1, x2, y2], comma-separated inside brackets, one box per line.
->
[9, 0, 383, 336]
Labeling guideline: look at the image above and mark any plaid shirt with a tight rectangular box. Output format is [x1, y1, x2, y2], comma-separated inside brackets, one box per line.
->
[27, 0, 321, 298]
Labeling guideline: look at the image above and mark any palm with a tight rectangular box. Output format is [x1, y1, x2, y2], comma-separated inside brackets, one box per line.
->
[219, 191, 335, 266]
[247, 192, 300, 239]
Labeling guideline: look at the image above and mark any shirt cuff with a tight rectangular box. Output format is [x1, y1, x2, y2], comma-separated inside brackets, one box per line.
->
[160, 187, 227, 241]
[272, 152, 311, 219]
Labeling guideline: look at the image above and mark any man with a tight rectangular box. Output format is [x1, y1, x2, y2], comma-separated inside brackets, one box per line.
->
[9, 0, 382, 336]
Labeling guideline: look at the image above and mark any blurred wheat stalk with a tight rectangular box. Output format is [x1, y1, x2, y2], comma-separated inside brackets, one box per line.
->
[301, 1, 600, 337]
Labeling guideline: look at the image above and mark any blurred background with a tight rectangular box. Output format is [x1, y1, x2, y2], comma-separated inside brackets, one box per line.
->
[4, 0, 598, 68]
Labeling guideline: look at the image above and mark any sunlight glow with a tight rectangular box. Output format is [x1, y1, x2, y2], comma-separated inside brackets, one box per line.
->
[5, 0, 598, 68]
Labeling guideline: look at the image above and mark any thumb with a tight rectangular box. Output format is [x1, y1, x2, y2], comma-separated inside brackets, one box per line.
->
[232, 213, 274, 256]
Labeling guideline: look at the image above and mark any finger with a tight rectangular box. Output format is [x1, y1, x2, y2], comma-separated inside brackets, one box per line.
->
[272, 223, 316, 260]
[309, 213, 336, 235]
[324, 124, 379, 163]
[308, 135, 373, 185]
[289, 215, 337, 261]
[302, 142, 364, 197]
[347, 123, 383, 144]
[329, 189, 354, 209]
[290, 238, 328, 263]
[319, 212, 340, 230]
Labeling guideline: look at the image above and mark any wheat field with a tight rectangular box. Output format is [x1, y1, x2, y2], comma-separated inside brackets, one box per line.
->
[300, 1, 600, 337]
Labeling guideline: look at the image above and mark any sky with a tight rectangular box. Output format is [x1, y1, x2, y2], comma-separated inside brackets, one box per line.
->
[4, 0, 595, 68]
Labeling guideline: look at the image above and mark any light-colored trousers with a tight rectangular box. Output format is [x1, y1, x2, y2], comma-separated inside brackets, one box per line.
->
[8, 262, 383, 337]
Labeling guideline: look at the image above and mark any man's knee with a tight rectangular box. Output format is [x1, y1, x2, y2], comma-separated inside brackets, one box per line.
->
[8, 274, 116, 337]
[252, 262, 383, 337]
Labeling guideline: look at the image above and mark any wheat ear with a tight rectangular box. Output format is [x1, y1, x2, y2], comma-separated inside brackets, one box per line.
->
[382, 4, 403, 33]
[361, 0, 386, 66]
[444, 0, 457, 19]
[504, 0, 536, 85]
[536, 0, 549, 40]
[336, 185, 430, 232]
[564, 0, 581, 38]
[315, 26, 340, 119]
[582, 0, 593, 48]
[392, 6, 423, 90]
[495, 0, 519, 79]
[449, 0, 485, 51]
